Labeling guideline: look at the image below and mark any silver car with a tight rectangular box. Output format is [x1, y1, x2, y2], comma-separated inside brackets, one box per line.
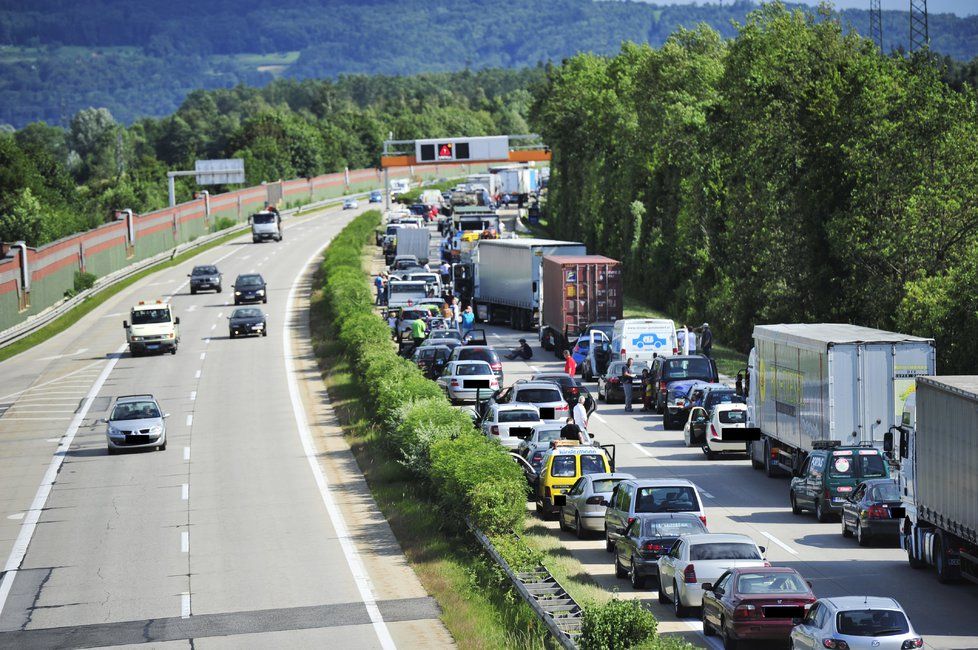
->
[437, 360, 499, 403]
[485, 380, 570, 422]
[558, 472, 635, 538]
[790, 596, 923, 650]
[104, 394, 169, 454]
[517, 423, 565, 466]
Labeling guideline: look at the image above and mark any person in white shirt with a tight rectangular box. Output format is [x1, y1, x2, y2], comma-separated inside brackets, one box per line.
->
[685, 323, 697, 354]
[573, 395, 588, 432]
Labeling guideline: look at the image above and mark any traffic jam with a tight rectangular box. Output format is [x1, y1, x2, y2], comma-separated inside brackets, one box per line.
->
[375, 169, 976, 649]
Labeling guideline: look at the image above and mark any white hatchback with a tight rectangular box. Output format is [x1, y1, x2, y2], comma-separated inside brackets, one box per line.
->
[702, 402, 750, 459]
[480, 404, 543, 450]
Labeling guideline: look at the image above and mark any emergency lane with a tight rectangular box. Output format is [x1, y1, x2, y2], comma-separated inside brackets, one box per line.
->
[0, 204, 449, 648]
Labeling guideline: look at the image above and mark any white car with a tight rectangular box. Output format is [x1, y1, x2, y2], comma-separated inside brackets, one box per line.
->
[657, 533, 768, 617]
[790, 596, 923, 650]
[701, 403, 750, 459]
[559, 472, 635, 538]
[485, 380, 569, 422]
[480, 404, 543, 450]
[436, 360, 499, 403]
[343, 198, 359, 209]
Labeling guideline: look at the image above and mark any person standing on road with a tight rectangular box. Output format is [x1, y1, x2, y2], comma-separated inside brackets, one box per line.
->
[699, 323, 713, 358]
[572, 395, 588, 431]
[560, 417, 589, 445]
[461, 305, 475, 336]
[685, 324, 697, 355]
[563, 349, 577, 376]
[641, 368, 653, 412]
[441, 300, 453, 319]
[410, 316, 427, 349]
[622, 358, 636, 413]
[374, 273, 385, 306]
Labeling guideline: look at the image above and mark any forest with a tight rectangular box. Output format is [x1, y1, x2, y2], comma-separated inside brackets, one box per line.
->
[0, 68, 541, 247]
[530, 3, 978, 373]
[1, 0, 978, 127]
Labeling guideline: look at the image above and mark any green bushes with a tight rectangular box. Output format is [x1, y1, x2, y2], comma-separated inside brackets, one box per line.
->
[579, 598, 658, 650]
[319, 208, 527, 535]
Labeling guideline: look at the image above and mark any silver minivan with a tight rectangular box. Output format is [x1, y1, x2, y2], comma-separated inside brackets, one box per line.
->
[603, 478, 706, 551]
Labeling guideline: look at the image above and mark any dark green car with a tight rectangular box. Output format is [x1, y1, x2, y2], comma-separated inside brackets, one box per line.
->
[789, 444, 889, 522]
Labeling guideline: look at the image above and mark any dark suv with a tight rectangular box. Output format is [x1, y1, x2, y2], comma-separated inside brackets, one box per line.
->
[650, 355, 719, 428]
[233, 273, 267, 305]
[789, 444, 889, 522]
[189, 265, 222, 294]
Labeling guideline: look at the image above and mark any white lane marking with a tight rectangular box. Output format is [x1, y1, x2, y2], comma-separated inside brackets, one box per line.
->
[6, 513, 25, 521]
[186, 305, 198, 312]
[39, 354, 67, 361]
[181, 484, 189, 501]
[183, 447, 191, 461]
[0, 344, 125, 618]
[3, 409, 76, 414]
[631, 442, 653, 458]
[284, 242, 395, 650]
[593, 414, 608, 424]
[74, 348, 88, 355]
[761, 531, 799, 556]
[217, 312, 223, 318]
[181, 531, 189, 553]
[204, 338, 211, 345]
[199, 353, 206, 361]
[529, 365, 540, 373]
[181, 593, 191, 619]
[195, 370, 201, 379]
[682, 619, 723, 649]
[695, 485, 716, 500]
[0, 417, 73, 421]
[0, 361, 102, 401]
[186, 414, 193, 427]
[190, 391, 197, 401]
[210, 324, 216, 331]
[101, 312, 124, 319]
[492, 333, 501, 339]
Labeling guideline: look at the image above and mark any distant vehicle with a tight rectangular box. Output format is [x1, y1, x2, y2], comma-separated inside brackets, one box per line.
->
[449, 345, 503, 383]
[649, 355, 719, 427]
[343, 198, 359, 210]
[390, 255, 421, 271]
[517, 423, 565, 465]
[611, 318, 678, 364]
[840, 478, 902, 546]
[789, 596, 923, 650]
[369, 190, 383, 203]
[387, 281, 429, 308]
[479, 404, 543, 450]
[538, 256, 622, 358]
[613, 513, 708, 589]
[531, 372, 596, 415]
[561, 472, 635, 539]
[233, 274, 267, 305]
[189, 265, 222, 294]
[427, 328, 462, 342]
[251, 210, 282, 243]
[436, 360, 499, 404]
[104, 394, 169, 454]
[539, 443, 615, 518]
[789, 444, 889, 522]
[604, 478, 707, 552]
[701, 403, 750, 460]
[482, 380, 568, 422]
[657, 533, 768, 617]
[124, 300, 180, 356]
[228, 307, 267, 338]
[575, 321, 617, 381]
[701, 567, 816, 648]
[597, 360, 649, 404]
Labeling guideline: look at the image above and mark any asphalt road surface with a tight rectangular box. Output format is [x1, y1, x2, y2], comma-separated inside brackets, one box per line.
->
[0, 203, 451, 649]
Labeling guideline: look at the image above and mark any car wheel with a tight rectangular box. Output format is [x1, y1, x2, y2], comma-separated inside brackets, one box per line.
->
[262, 325, 268, 337]
[170, 345, 177, 355]
[630, 562, 644, 589]
[722, 619, 737, 650]
[615, 554, 627, 579]
[658, 580, 670, 604]
[673, 581, 689, 617]
[790, 492, 802, 515]
[217, 286, 222, 293]
[234, 299, 240, 305]
[229, 331, 235, 339]
[605, 529, 615, 553]
[597, 387, 605, 402]
[558, 509, 570, 532]
[705, 448, 717, 460]
[262, 296, 267, 304]
[702, 608, 715, 636]
[107, 447, 118, 456]
[158, 439, 167, 451]
[841, 516, 852, 537]
[575, 514, 586, 540]
[583, 366, 592, 382]
[815, 499, 832, 523]
[190, 287, 197, 295]
[857, 523, 870, 547]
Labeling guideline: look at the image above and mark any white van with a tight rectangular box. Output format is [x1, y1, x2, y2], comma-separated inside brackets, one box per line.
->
[609, 318, 678, 364]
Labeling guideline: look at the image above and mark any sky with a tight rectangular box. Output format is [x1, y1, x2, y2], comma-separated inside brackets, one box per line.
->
[637, 1, 977, 16]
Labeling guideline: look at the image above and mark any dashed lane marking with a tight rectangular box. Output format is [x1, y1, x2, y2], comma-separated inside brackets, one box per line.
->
[761, 531, 798, 556]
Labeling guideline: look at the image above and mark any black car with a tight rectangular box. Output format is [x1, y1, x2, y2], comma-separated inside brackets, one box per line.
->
[840, 478, 903, 546]
[650, 354, 719, 417]
[613, 513, 708, 588]
[598, 360, 649, 404]
[228, 307, 267, 338]
[233, 273, 267, 305]
[531, 372, 596, 416]
[412, 344, 453, 379]
[189, 265, 222, 294]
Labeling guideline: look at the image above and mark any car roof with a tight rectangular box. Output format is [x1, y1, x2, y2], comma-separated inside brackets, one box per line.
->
[728, 566, 800, 575]
[116, 394, 156, 403]
[821, 596, 901, 611]
[531, 423, 564, 431]
[662, 355, 710, 362]
[714, 402, 747, 411]
[683, 533, 757, 545]
[532, 372, 573, 380]
[496, 403, 540, 412]
[634, 512, 703, 521]
[515, 381, 564, 390]
[624, 478, 696, 488]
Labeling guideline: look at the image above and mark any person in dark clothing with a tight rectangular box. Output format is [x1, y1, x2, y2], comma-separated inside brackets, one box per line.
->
[560, 418, 588, 444]
[735, 372, 744, 396]
[699, 323, 713, 358]
[505, 339, 533, 360]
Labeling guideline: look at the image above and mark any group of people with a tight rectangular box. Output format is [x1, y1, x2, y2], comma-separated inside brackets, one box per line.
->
[677, 322, 714, 358]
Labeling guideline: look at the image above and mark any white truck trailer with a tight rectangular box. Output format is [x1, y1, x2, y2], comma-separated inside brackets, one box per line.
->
[473, 238, 585, 331]
[395, 228, 431, 265]
[887, 376, 978, 584]
[746, 323, 935, 477]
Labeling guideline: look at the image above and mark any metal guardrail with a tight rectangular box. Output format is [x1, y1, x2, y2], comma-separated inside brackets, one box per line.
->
[0, 190, 373, 350]
[468, 523, 582, 649]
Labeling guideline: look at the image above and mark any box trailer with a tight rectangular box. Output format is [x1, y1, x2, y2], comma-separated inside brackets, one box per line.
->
[396, 228, 431, 265]
[746, 323, 935, 477]
[473, 239, 586, 331]
[890, 376, 978, 584]
[538, 255, 623, 356]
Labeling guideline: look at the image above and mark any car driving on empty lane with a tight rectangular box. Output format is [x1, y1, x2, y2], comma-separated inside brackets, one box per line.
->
[233, 273, 267, 305]
[104, 394, 169, 454]
[189, 264, 222, 294]
[228, 307, 267, 338]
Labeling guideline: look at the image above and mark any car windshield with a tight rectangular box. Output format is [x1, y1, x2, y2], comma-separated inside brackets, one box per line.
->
[706, 391, 742, 407]
[535, 428, 562, 443]
[252, 213, 276, 224]
[552, 456, 577, 477]
[459, 349, 498, 364]
[836, 609, 909, 637]
[457, 364, 491, 376]
[401, 310, 426, 320]
[719, 410, 747, 424]
[607, 362, 649, 376]
[516, 388, 563, 403]
[828, 452, 887, 479]
[690, 542, 761, 561]
[536, 375, 574, 388]
[131, 308, 171, 325]
[431, 331, 461, 340]
[592, 478, 626, 493]
[664, 358, 713, 380]
[236, 275, 263, 287]
[735, 572, 809, 594]
[232, 308, 262, 319]
[642, 518, 707, 537]
[499, 410, 539, 423]
[580, 455, 606, 475]
[634, 486, 699, 513]
[390, 283, 426, 294]
[870, 482, 901, 501]
[192, 266, 217, 275]
[111, 401, 160, 420]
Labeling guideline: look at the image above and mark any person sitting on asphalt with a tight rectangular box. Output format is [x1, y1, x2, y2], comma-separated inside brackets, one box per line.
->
[505, 339, 533, 360]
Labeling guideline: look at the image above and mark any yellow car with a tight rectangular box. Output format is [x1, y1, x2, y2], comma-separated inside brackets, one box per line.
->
[536, 441, 614, 518]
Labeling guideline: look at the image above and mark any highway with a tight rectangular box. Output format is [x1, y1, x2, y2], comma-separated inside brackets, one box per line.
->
[0, 204, 451, 649]
[488, 322, 978, 649]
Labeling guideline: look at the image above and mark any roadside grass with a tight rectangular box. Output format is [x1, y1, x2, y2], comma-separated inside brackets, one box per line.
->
[0, 225, 249, 365]
[308, 269, 551, 650]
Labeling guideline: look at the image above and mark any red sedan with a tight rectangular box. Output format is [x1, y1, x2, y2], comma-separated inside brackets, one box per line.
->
[701, 566, 815, 649]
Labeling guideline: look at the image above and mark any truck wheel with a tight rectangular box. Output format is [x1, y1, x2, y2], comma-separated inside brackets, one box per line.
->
[935, 534, 957, 583]
[749, 441, 763, 470]
[541, 331, 554, 352]
[907, 534, 925, 569]
[764, 441, 778, 478]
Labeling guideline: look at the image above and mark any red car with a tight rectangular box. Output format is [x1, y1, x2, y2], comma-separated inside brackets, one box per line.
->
[700, 566, 815, 649]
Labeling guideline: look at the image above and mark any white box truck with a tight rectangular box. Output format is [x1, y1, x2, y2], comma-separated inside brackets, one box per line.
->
[395, 228, 431, 265]
[473, 238, 585, 331]
[887, 376, 978, 584]
[745, 323, 935, 477]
